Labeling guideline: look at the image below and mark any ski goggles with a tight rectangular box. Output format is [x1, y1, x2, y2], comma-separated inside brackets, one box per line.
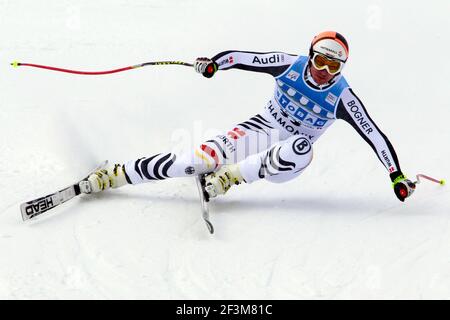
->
[311, 52, 344, 75]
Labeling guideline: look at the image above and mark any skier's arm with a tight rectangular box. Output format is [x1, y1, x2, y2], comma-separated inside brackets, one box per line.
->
[212, 50, 298, 76]
[194, 51, 298, 78]
[336, 88, 414, 201]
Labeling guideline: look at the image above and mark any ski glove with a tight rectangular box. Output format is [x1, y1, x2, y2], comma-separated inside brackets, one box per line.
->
[194, 57, 218, 78]
[392, 174, 416, 202]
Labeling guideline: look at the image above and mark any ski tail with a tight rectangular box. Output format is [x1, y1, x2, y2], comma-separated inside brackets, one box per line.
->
[20, 185, 80, 221]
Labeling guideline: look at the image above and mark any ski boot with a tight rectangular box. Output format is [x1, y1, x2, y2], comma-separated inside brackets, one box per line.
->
[79, 163, 129, 194]
[204, 164, 245, 198]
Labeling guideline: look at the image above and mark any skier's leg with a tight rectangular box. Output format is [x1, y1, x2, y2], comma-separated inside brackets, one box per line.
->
[204, 136, 313, 197]
[240, 135, 313, 183]
[125, 114, 279, 182]
[86, 113, 281, 193]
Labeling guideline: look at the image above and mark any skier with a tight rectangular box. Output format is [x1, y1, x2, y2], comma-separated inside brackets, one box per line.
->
[85, 31, 415, 202]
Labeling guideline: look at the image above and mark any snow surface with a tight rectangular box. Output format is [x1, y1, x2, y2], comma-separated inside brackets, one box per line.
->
[0, 0, 449, 299]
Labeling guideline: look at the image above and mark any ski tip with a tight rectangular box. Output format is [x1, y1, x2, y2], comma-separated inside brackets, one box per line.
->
[19, 202, 29, 221]
[440, 179, 446, 186]
[11, 61, 20, 68]
[205, 220, 214, 234]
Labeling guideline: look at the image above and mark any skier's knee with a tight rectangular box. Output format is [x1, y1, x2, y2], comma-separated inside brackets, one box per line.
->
[192, 139, 230, 173]
[289, 136, 313, 165]
[264, 136, 313, 183]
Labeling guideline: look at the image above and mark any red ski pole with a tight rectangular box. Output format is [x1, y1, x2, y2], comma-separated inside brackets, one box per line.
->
[10, 60, 193, 75]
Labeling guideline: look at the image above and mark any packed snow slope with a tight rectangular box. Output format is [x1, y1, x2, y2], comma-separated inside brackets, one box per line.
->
[0, 0, 449, 299]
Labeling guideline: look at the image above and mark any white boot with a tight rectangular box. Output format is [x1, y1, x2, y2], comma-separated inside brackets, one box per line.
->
[82, 164, 129, 193]
[204, 164, 245, 198]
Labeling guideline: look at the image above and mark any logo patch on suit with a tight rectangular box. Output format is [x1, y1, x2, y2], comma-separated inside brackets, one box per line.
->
[292, 137, 311, 155]
[325, 92, 337, 105]
[286, 70, 300, 81]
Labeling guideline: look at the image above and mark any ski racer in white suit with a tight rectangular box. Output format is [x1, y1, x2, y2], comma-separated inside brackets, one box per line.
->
[86, 31, 415, 202]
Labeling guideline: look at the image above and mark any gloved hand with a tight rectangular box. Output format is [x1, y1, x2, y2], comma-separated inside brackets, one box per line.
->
[194, 57, 218, 78]
[392, 174, 416, 202]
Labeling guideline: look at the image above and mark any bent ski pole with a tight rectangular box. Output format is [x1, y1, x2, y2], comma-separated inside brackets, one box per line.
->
[413, 174, 445, 186]
[10, 60, 193, 75]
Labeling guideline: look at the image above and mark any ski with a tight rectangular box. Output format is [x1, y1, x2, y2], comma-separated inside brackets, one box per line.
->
[195, 175, 214, 234]
[20, 161, 108, 221]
